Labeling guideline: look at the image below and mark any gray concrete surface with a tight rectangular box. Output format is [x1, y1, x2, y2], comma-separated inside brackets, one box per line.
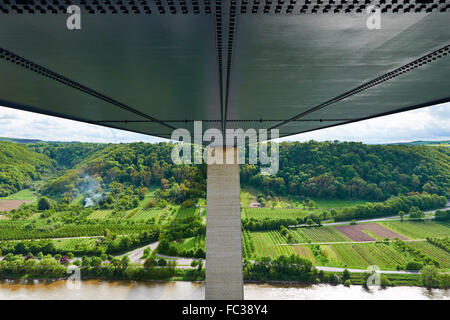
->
[205, 147, 243, 300]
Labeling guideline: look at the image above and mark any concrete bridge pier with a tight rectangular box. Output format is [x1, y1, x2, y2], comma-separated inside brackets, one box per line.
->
[205, 147, 243, 300]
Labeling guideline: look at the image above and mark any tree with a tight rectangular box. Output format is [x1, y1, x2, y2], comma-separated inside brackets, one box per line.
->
[421, 265, 440, 289]
[110, 257, 121, 270]
[406, 261, 423, 270]
[143, 247, 152, 258]
[398, 210, 405, 222]
[59, 256, 70, 265]
[158, 199, 168, 208]
[82, 256, 91, 267]
[409, 206, 425, 220]
[144, 257, 157, 269]
[90, 256, 102, 267]
[342, 269, 350, 281]
[121, 255, 130, 269]
[286, 233, 295, 243]
[37, 197, 51, 211]
[438, 273, 450, 289]
[157, 258, 167, 266]
[380, 274, 390, 288]
[197, 259, 203, 271]
[329, 274, 340, 285]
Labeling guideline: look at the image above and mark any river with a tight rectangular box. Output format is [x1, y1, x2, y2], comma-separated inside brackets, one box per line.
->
[0, 280, 448, 300]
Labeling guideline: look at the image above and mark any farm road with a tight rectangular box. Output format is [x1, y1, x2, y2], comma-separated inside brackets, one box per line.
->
[117, 241, 199, 266]
[278, 239, 427, 246]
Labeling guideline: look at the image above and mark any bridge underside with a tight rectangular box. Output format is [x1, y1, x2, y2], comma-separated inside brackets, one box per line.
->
[0, 0, 449, 300]
[0, 1, 449, 139]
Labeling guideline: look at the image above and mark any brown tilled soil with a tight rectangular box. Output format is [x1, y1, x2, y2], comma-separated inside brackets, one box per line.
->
[0, 200, 31, 212]
[334, 223, 408, 241]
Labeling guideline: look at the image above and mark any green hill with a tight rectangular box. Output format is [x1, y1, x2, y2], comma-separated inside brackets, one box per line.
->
[0, 142, 54, 196]
[0, 139, 448, 204]
[241, 141, 450, 200]
[387, 140, 450, 147]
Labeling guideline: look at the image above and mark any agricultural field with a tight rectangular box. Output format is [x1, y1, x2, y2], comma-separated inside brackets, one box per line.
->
[381, 220, 450, 239]
[0, 189, 36, 201]
[333, 223, 408, 242]
[246, 221, 450, 271]
[173, 208, 199, 220]
[243, 208, 314, 220]
[310, 198, 368, 208]
[0, 220, 152, 240]
[241, 185, 370, 210]
[172, 234, 205, 253]
[0, 189, 36, 212]
[406, 241, 450, 268]
[52, 237, 98, 252]
[293, 227, 351, 243]
[326, 243, 409, 269]
[87, 210, 114, 220]
[247, 231, 316, 262]
[129, 209, 162, 220]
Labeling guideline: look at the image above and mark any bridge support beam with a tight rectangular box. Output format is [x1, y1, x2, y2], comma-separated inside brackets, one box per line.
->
[205, 147, 243, 300]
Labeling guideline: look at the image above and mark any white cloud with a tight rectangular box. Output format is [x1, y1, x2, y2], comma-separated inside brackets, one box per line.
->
[0, 102, 449, 144]
[279, 102, 450, 144]
[0, 106, 167, 143]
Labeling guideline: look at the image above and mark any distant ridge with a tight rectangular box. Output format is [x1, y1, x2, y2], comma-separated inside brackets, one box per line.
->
[0, 137, 43, 144]
[0, 137, 83, 144]
[386, 140, 450, 147]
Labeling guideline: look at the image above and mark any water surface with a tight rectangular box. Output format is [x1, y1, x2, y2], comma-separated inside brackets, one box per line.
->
[0, 280, 447, 300]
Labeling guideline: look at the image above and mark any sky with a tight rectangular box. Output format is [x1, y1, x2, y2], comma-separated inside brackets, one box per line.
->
[0, 102, 449, 145]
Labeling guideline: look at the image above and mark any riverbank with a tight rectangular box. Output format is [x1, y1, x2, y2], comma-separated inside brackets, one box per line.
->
[0, 269, 427, 288]
[0, 279, 447, 300]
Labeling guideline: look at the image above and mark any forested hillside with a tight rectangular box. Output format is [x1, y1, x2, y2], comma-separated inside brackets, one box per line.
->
[28, 142, 109, 168]
[39, 142, 206, 207]
[1, 140, 449, 204]
[241, 141, 450, 200]
[0, 142, 54, 197]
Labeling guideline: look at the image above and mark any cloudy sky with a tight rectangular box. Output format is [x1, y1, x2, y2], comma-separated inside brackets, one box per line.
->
[0, 102, 449, 144]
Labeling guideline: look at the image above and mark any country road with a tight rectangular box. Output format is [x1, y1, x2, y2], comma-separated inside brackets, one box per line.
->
[278, 239, 427, 246]
[117, 241, 199, 266]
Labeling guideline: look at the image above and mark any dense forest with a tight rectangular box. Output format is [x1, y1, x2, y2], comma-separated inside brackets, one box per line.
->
[0, 140, 449, 205]
[34, 142, 206, 209]
[241, 141, 450, 200]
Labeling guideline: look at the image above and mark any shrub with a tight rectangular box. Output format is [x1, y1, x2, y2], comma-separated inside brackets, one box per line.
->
[157, 259, 167, 267]
[329, 274, 340, 285]
[380, 275, 390, 288]
[406, 261, 423, 271]
[421, 265, 440, 289]
[37, 197, 51, 211]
